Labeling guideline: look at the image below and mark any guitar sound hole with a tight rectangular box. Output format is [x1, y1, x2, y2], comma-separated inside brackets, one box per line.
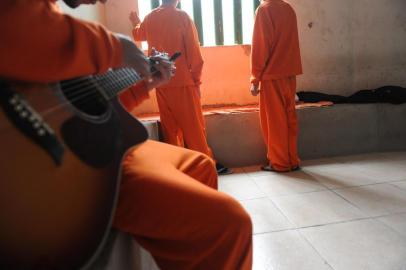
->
[60, 77, 109, 120]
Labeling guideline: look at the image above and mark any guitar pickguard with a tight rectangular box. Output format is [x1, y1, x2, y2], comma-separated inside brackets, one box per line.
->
[61, 114, 121, 168]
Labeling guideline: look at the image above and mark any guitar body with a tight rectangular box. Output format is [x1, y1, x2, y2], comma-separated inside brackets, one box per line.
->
[0, 80, 148, 269]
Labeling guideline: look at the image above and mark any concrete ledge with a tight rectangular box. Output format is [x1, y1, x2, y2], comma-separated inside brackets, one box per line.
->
[140, 104, 406, 167]
[377, 104, 406, 151]
[205, 103, 406, 167]
[205, 112, 267, 167]
[297, 104, 380, 160]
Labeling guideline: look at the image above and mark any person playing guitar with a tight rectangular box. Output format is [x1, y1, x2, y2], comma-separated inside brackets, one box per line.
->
[0, 0, 253, 269]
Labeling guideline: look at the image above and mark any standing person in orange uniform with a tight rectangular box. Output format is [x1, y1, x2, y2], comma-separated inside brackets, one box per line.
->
[250, 0, 303, 172]
[129, 0, 232, 175]
[0, 0, 252, 269]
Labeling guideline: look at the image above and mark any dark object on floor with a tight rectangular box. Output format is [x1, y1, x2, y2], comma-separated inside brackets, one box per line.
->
[260, 165, 275, 172]
[348, 86, 406, 104]
[260, 165, 300, 173]
[216, 163, 233, 175]
[297, 85, 406, 104]
[296, 92, 347, 103]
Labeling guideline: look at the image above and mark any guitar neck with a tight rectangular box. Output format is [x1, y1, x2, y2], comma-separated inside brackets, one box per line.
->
[92, 67, 142, 100]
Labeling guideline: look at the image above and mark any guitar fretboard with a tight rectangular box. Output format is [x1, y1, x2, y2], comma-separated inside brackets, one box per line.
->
[93, 68, 142, 100]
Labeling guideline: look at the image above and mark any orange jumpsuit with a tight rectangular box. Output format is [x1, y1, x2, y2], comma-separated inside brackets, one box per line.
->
[0, 1, 252, 269]
[251, 0, 303, 172]
[132, 5, 213, 158]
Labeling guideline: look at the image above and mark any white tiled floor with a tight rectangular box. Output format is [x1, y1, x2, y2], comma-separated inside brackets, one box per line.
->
[219, 152, 406, 270]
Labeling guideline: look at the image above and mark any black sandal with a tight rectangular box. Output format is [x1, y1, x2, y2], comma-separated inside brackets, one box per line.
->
[261, 165, 300, 173]
[216, 163, 233, 175]
[260, 165, 274, 172]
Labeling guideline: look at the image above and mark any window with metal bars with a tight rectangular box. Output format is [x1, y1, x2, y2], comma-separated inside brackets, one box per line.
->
[137, 0, 260, 47]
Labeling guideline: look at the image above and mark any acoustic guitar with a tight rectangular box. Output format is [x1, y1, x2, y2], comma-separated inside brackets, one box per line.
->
[0, 66, 151, 269]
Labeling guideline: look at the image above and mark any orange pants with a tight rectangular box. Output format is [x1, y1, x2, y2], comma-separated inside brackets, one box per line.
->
[156, 85, 213, 158]
[113, 140, 252, 270]
[259, 77, 300, 171]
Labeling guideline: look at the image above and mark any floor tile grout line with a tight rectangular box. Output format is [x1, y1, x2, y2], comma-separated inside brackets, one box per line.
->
[373, 215, 406, 242]
[269, 188, 328, 198]
[240, 188, 376, 233]
[227, 177, 406, 228]
[296, 228, 336, 270]
[257, 187, 333, 199]
[330, 183, 406, 218]
[238, 177, 406, 198]
[301, 171, 396, 191]
[387, 182, 406, 193]
[237, 191, 298, 233]
[328, 187, 370, 216]
[242, 166, 406, 185]
[327, 181, 406, 191]
[264, 196, 296, 230]
[237, 195, 269, 202]
[388, 178, 406, 183]
[250, 212, 406, 236]
[219, 173, 267, 201]
[264, 194, 378, 233]
[265, 196, 301, 230]
[240, 153, 405, 172]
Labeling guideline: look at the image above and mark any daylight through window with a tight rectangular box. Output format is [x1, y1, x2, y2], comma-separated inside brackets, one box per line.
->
[137, 0, 260, 48]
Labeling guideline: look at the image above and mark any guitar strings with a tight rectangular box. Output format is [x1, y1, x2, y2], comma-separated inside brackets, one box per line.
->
[38, 69, 159, 118]
[62, 68, 143, 105]
[59, 68, 136, 90]
[59, 68, 143, 101]
[59, 68, 139, 99]
[39, 73, 139, 118]
[51, 59, 167, 106]
[40, 54, 173, 113]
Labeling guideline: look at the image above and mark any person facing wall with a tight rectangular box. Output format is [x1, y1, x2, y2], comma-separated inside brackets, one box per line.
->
[129, 0, 232, 175]
[250, 0, 303, 172]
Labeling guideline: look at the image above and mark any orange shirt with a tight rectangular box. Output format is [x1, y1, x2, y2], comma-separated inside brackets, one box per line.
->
[133, 5, 203, 88]
[0, 0, 122, 83]
[0, 0, 148, 111]
[250, 0, 302, 84]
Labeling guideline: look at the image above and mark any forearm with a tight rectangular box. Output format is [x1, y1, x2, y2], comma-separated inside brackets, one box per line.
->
[184, 17, 204, 85]
[250, 8, 273, 84]
[132, 24, 147, 41]
[250, 49, 267, 84]
[119, 81, 150, 111]
[250, 26, 270, 83]
[190, 60, 204, 86]
[250, 47, 267, 84]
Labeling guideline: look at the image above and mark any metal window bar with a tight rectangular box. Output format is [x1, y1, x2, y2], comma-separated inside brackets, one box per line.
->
[233, 0, 243, 44]
[213, 0, 224, 45]
[146, 0, 251, 46]
[193, 0, 204, 45]
[253, 0, 260, 13]
[151, 0, 160, 9]
[149, 0, 180, 9]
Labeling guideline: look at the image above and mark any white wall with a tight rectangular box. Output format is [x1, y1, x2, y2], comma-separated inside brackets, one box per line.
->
[294, 0, 406, 95]
[350, 0, 406, 92]
[58, 0, 406, 113]
[59, 1, 106, 24]
[104, 0, 138, 37]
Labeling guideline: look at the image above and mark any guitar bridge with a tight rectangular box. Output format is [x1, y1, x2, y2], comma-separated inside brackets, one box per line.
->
[0, 82, 64, 166]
